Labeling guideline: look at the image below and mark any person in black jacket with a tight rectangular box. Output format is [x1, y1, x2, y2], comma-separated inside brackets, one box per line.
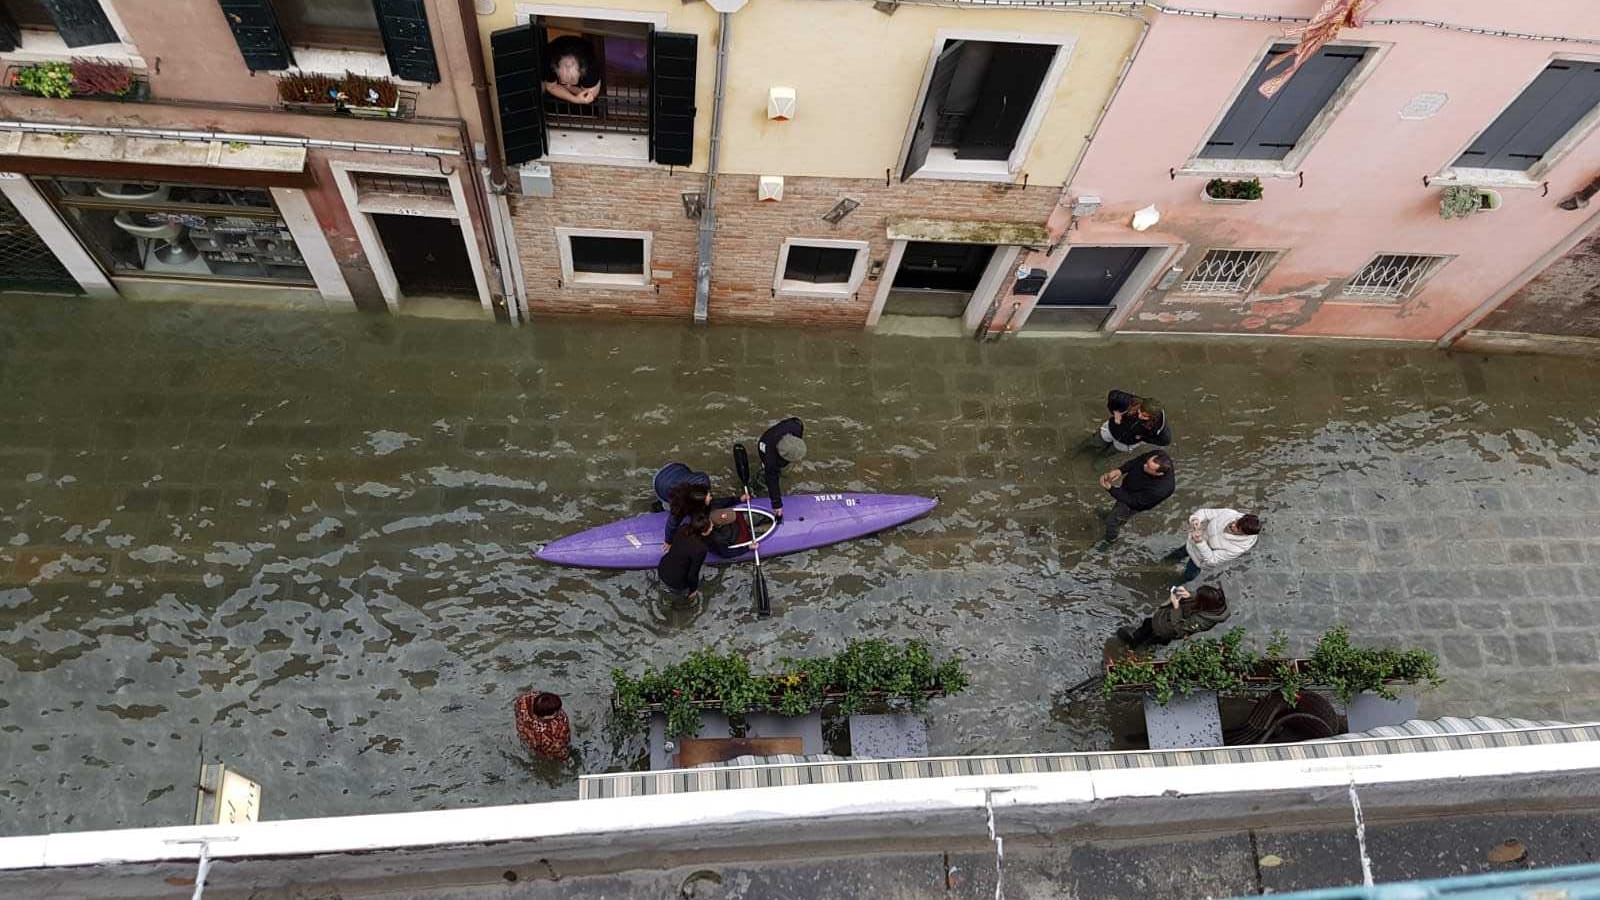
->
[1098, 450, 1175, 541]
[661, 479, 745, 551]
[657, 512, 713, 599]
[1099, 391, 1172, 454]
[753, 417, 806, 521]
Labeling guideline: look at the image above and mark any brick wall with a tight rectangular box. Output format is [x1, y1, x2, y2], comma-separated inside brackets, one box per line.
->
[509, 164, 1060, 327]
[1473, 229, 1600, 339]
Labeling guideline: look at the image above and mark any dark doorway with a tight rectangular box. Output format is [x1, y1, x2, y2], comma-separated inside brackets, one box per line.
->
[884, 241, 995, 317]
[371, 214, 477, 298]
[1029, 246, 1150, 332]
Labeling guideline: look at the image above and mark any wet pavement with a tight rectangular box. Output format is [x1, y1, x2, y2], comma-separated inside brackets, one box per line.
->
[3, 296, 1600, 836]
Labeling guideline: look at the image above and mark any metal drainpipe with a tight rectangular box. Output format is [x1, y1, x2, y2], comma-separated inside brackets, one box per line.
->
[693, 11, 731, 325]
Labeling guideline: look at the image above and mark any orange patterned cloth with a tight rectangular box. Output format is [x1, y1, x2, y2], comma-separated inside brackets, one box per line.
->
[514, 693, 571, 760]
[1259, 0, 1378, 99]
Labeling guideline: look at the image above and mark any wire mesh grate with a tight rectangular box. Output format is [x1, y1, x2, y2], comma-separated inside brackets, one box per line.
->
[0, 192, 81, 294]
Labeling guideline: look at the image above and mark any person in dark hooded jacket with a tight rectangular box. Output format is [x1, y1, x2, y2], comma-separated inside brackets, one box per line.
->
[1116, 585, 1230, 650]
[1099, 391, 1172, 453]
[752, 417, 806, 521]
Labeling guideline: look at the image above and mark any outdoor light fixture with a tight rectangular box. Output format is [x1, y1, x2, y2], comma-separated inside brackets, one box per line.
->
[822, 198, 860, 224]
[682, 192, 704, 219]
[873, 0, 898, 14]
[1071, 195, 1102, 217]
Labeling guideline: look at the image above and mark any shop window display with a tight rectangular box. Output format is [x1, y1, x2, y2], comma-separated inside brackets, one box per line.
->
[35, 178, 313, 285]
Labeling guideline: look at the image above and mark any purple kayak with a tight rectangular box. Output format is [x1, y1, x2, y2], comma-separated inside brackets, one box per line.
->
[534, 493, 938, 570]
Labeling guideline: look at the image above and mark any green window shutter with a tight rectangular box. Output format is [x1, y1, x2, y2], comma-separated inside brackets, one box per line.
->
[374, 0, 440, 84]
[490, 23, 546, 165]
[217, 0, 292, 72]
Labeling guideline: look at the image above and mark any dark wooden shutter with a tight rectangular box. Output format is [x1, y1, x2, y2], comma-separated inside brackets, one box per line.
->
[491, 23, 545, 165]
[902, 40, 965, 181]
[572, 236, 644, 275]
[0, 7, 20, 52]
[957, 43, 1055, 161]
[374, 0, 439, 83]
[650, 31, 697, 166]
[217, 0, 292, 72]
[1201, 45, 1364, 160]
[40, 0, 117, 47]
[1457, 62, 1600, 170]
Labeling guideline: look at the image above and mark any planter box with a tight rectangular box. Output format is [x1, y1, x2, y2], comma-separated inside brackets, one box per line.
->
[1202, 184, 1262, 205]
[282, 99, 403, 119]
[4, 66, 150, 103]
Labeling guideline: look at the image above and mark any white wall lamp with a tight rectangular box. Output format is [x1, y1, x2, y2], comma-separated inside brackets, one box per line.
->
[1131, 204, 1160, 232]
[768, 87, 796, 121]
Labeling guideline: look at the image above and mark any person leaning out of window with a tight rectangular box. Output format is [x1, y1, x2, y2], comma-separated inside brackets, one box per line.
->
[542, 34, 602, 105]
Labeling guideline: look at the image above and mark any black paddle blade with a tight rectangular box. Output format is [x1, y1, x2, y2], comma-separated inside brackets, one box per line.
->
[753, 567, 771, 617]
[733, 442, 752, 487]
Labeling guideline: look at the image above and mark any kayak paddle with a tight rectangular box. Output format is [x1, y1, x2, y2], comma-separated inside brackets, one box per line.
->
[732, 442, 772, 618]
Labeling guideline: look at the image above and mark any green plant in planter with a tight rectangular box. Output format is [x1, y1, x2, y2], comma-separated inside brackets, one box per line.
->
[1439, 184, 1483, 219]
[612, 640, 969, 738]
[15, 62, 75, 99]
[1304, 626, 1441, 702]
[1205, 177, 1264, 201]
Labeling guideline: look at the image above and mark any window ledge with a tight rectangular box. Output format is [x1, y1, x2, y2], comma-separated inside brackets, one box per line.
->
[545, 129, 652, 167]
[567, 273, 652, 290]
[775, 283, 857, 299]
[1176, 160, 1298, 180]
[1432, 167, 1543, 190]
[910, 149, 1015, 183]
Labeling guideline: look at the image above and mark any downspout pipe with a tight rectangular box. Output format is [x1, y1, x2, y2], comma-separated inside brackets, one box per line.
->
[454, 0, 508, 189]
[694, 10, 731, 325]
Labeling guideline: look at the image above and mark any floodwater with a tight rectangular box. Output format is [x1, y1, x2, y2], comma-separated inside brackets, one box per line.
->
[3, 296, 1600, 836]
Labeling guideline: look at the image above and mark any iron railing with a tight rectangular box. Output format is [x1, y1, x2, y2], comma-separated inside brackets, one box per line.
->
[544, 84, 649, 134]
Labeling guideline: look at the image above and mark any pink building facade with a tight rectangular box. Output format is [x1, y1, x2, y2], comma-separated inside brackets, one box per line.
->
[1009, 0, 1600, 343]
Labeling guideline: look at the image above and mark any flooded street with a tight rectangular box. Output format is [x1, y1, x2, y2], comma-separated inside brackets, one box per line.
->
[3, 296, 1600, 836]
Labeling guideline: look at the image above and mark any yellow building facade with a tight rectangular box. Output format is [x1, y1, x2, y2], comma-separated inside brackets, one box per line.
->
[476, 0, 1147, 328]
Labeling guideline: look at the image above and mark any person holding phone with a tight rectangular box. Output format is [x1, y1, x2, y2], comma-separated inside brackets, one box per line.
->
[1116, 585, 1230, 650]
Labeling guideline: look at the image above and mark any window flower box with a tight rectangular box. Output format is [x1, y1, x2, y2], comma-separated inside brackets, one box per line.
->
[1202, 177, 1264, 204]
[5, 61, 149, 102]
[277, 70, 405, 119]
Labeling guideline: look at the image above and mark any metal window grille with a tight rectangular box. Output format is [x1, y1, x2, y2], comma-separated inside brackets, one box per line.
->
[1178, 249, 1274, 295]
[0, 192, 81, 295]
[543, 84, 650, 135]
[1342, 254, 1445, 301]
[352, 173, 451, 199]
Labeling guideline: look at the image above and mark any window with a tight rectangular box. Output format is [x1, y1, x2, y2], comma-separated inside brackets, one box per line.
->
[903, 37, 1061, 180]
[489, 16, 697, 167]
[774, 239, 870, 298]
[1198, 44, 1369, 162]
[1455, 60, 1600, 172]
[273, 0, 384, 53]
[0, 0, 120, 49]
[34, 177, 312, 286]
[1177, 249, 1275, 296]
[1341, 254, 1446, 301]
[556, 228, 650, 288]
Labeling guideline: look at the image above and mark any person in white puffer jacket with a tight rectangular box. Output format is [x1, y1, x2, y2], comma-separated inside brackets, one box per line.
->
[1175, 508, 1260, 583]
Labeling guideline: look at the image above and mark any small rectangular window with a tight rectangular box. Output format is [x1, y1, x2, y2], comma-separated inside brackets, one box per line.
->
[570, 235, 644, 276]
[557, 228, 651, 288]
[1178, 249, 1275, 296]
[1341, 254, 1446, 301]
[1200, 44, 1367, 161]
[273, 0, 385, 52]
[774, 239, 869, 298]
[783, 245, 858, 285]
[1455, 61, 1600, 171]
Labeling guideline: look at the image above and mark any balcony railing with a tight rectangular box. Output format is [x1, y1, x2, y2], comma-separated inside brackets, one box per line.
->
[544, 84, 649, 135]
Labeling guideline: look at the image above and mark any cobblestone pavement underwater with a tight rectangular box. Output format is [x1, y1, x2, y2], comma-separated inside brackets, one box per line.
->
[3, 297, 1599, 834]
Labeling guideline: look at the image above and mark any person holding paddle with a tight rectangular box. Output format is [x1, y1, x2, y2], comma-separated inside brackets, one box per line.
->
[753, 417, 806, 521]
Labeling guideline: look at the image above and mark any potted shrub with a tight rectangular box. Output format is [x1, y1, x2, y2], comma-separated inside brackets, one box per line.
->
[10, 61, 74, 98]
[1440, 184, 1500, 218]
[1203, 177, 1264, 204]
[341, 71, 400, 117]
[1104, 627, 1439, 706]
[612, 639, 970, 739]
